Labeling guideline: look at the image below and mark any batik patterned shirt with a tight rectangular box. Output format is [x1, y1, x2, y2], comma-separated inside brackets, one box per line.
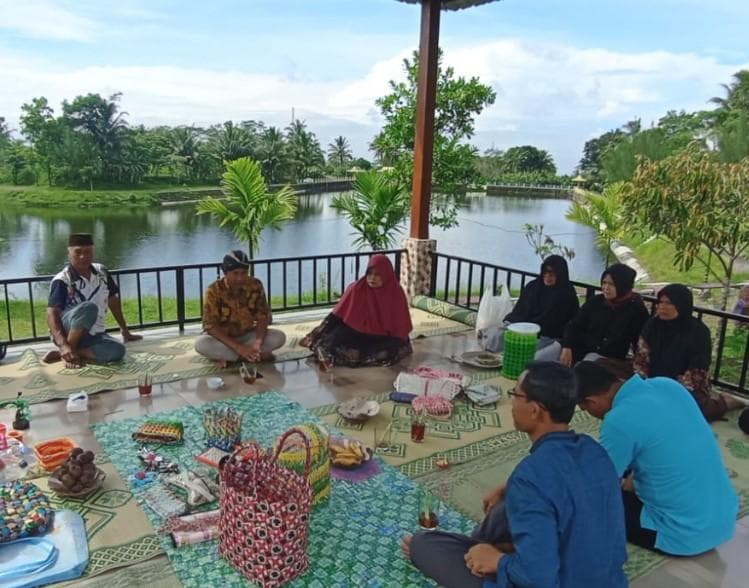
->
[202, 277, 270, 338]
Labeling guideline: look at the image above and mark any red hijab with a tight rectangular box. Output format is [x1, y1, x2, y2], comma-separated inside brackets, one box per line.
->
[332, 254, 412, 340]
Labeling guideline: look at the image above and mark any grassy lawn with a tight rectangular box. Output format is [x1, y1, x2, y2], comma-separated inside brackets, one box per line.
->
[0, 292, 337, 342]
[0, 183, 219, 208]
[621, 233, 749, 286]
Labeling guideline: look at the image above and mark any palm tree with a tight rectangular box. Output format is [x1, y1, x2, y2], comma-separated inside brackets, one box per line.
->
[566, 182, 626, 266]
[208, 121, 254, 170]
[331, 170, 409, 250]
[196, 157, 298, 260]
[286, 120, 324, 181]
[258, 126, 287, 183]
[327, 136, 352, 168]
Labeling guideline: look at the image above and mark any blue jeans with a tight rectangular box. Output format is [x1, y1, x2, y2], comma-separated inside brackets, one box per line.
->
[62, 302, 125, 363]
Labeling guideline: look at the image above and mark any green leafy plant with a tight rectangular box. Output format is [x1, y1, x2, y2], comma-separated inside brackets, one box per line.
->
[566, 183, 625, 266]
[196, 157, 297, 259]
[623, 145, 749, 310]
[522, 223, 575, 262]
[331, 170, 410, 250]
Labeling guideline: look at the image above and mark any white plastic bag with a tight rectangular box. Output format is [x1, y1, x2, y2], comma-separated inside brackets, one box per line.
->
[476, 287, 512, 335]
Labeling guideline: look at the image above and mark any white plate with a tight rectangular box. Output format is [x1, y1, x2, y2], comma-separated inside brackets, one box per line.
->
[460, 351, 503, 369]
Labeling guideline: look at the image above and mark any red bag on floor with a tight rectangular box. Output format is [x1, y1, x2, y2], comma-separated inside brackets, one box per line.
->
[218, 429, 313, 587]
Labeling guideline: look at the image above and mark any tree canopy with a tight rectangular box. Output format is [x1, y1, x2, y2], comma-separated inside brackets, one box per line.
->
[371, 49, 496, 192]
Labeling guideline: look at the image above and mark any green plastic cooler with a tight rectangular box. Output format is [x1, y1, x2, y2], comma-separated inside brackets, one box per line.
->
[502, 322, 541, 379]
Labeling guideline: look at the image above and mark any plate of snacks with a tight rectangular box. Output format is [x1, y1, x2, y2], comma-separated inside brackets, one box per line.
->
[460, 351, 502, 369]
[329, 437, 373, 469]
[336, 399, 380, 423]
[48, 448, 106, 497]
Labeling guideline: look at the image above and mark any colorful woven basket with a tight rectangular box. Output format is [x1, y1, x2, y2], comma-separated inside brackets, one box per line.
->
[219, 430, 313, 587]
[0, 481, 54, 544]
[274, 424, 331, 506]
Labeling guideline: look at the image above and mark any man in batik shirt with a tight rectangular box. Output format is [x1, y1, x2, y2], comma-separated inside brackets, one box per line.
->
[195, 250, 285, 367]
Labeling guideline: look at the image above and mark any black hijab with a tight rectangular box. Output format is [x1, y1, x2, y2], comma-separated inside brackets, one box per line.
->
[531, 255, 571, 310]
[643, 283, 710, 377]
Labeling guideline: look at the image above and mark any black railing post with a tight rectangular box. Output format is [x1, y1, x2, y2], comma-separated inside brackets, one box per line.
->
[176, 268, 185, 333]
[429, 253, 438, 297]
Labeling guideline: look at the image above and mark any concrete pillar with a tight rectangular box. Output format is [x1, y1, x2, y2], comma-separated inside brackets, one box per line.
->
[400, 237, 436, 298]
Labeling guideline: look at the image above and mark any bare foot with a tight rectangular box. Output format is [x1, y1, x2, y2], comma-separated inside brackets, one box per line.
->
[214, 360, 228, 370]
[43, 350, 62, 364]
[721, 393, 749, 411]
[64, 358, 83, 369]
[400, 535, 412, 560]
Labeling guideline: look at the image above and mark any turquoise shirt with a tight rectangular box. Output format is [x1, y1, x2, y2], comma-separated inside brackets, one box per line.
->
[601, 375, 737, 555]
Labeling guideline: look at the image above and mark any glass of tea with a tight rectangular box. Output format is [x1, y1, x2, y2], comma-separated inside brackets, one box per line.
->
[240, 363, 257, 385]
[137, 373, 153, 396]
[410, 408, 426, 443]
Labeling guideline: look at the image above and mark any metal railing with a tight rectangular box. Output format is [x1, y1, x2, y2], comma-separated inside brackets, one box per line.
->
[0, 250, 403, 346]
[430, 252, 749, 395]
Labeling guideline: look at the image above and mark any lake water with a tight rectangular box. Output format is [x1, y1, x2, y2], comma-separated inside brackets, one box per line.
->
[0, 193, 605, 299]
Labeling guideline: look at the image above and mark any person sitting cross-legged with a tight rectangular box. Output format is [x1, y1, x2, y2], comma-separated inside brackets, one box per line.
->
[575, 361, 738, 556]
[44, 233, 141, 369]
[401, 361, 627, 588]
[300, 254, 412, 367]
[483, 254, 579, 361]
[634, 283, 745, 422]
[194, 250, 285, 368]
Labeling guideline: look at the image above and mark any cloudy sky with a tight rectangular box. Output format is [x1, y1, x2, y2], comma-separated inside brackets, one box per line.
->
[2, 0, 748, 172]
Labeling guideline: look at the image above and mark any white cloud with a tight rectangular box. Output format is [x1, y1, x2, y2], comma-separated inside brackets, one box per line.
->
[0, 0, 97, 42]
[2, 37, 747, 171]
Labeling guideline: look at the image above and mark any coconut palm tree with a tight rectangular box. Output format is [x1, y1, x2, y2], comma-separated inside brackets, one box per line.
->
[258, 126, 287, 183]
[286, 119, 324, 181]
[566, 182, 626, 266]
[327, 135, 353, 169]
[196, 157, 298, 260]
[331, 170, 409, 250]
[709, 70, 749, 119]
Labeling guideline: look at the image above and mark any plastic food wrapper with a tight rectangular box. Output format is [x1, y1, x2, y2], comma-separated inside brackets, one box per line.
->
[393, 366, 464, 400]
[137, 447, 180, 473]
[465, 383, 501, 405]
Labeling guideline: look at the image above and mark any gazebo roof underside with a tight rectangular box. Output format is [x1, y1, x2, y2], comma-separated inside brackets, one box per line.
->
[395, 0, 501, 10]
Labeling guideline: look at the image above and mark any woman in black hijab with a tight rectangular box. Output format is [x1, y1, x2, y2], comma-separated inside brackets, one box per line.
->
[560, 263, 649, 371]
[634, 284, 745, 421]
[485, 255, 579, 360]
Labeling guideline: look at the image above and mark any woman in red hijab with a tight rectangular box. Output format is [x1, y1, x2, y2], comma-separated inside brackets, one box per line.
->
[301, 254, 413, 367]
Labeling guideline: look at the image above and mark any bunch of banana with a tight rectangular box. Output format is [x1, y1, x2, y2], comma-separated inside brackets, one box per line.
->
[329, 437, 371, 468]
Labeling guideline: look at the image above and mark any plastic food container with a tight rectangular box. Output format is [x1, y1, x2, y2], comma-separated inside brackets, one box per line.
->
[33, 437, 76, 472]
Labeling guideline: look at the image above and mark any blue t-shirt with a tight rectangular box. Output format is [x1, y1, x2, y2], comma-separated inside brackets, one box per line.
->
[601, 375, 738, 555]
[488, 431, 627, 588]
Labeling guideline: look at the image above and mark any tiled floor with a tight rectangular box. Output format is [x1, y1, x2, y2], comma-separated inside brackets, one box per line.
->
[4, 327, 748, 587]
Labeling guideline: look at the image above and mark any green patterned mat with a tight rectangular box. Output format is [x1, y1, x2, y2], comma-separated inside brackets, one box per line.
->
[92, 392, 475, 587]
[415, 409, 749, 582]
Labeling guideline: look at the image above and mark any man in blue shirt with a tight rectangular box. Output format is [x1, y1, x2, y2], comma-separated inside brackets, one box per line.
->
[575, 361, 738, 555]
[401, 361, 627, 587]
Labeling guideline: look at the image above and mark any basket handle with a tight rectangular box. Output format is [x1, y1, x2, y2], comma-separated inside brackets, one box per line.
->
[272, 427, 312, 477]
[220, 440, 262, 482]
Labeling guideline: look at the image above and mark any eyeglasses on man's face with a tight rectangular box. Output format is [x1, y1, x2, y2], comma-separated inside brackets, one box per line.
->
[507, 388, 528, 400]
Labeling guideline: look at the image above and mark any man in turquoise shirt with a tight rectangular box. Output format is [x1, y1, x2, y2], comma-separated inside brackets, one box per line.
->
[575, 362, 737, 555]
